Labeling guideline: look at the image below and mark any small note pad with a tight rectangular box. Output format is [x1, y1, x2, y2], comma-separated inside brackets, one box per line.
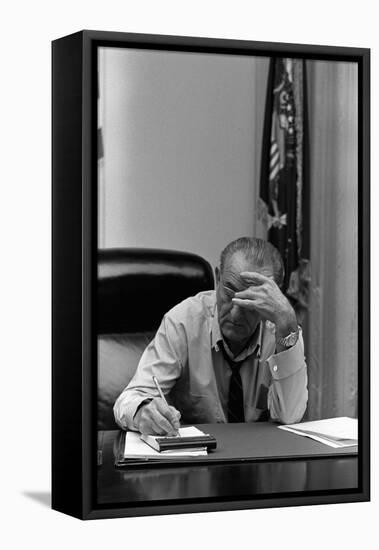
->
[124, 426, 209, 460]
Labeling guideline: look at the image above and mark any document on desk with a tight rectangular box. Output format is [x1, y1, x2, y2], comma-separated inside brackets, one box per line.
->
[278, 417, 358, 448]
[124, 426, 208, 460]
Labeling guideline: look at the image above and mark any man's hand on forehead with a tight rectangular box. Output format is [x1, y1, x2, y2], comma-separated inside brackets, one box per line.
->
[223, 271, 272, 291]
[231, 270, 292, 326]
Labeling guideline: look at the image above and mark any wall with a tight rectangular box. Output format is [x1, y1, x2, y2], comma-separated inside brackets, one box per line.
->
[98, 47, 269, 269]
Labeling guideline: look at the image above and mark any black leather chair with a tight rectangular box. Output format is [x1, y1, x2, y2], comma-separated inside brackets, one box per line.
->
[97, 248, 215, 429]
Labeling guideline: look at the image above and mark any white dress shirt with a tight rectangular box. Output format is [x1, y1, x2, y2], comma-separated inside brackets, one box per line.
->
[114, 290, 308, 430]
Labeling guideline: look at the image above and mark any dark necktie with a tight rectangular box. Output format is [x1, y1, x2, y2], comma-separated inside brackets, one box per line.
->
[220, 343, 245, 423]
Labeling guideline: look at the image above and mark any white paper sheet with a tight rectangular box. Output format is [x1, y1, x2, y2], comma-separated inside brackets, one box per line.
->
[278, 417, 358, 448]
[124, 426, 208, 459]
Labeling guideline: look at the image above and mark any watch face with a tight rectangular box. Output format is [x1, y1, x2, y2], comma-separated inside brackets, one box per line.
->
[286, 332, 298, 346]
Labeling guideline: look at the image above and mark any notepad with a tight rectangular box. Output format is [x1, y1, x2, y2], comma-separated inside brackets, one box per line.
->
[278, 417, 358, 448]
[124, 426, 210, 460]
[141, 426, 217, 452]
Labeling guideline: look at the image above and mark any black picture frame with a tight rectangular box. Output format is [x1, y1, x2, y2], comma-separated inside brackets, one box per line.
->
[52, 30, 370, 520]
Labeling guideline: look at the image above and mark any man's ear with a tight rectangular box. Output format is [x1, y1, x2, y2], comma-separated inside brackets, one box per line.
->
[215, 266, 220, 284]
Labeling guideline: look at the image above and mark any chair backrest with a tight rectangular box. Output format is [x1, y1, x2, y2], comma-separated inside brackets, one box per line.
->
[98, 248, 214, 334]
[97, 248, 214, 429]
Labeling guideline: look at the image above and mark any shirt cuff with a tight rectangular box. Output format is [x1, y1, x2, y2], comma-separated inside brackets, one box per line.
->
[114, 394, 152, 431]
[266, 331, 305, 380]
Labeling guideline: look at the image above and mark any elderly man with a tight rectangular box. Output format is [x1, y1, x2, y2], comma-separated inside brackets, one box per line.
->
[114, 237, 308, 435]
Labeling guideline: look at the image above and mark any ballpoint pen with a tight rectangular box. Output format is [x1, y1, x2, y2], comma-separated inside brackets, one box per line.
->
[152, 375, 169, 406]
[152, 375, 180, 435]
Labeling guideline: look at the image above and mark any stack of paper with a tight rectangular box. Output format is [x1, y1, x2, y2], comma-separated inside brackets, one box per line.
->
[278, 417, 358, 448]
[124, 426, 209, 460]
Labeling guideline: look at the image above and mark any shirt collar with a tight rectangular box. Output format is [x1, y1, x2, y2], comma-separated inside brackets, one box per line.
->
[210, 303, 263, 359]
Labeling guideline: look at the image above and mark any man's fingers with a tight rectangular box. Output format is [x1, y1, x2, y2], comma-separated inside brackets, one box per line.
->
[234, 288, 259, 300]
[155, 399, 180, 424]
[151, 410, 177, 435]
[153, 399, 180, 432]
[169, 406, 181, 420]
[139, 418, 160, 435]
[154, 397, 171, 414]
[136, 398, 181, 436]
[240, 271, 270, 284]
[140, 409, 177, 435]
[168, 406, 181, 420]
[168, 406, 181, 428]
[141, 417, 167, 436]
[232, 297, 256, 310]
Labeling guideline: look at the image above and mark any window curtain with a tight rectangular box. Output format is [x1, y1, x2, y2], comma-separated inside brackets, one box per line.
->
[306, 60, 358, 420]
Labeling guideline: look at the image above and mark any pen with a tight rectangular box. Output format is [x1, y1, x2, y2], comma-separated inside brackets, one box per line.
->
[152, 375, 180, 434]
[152, 375, 168, 405]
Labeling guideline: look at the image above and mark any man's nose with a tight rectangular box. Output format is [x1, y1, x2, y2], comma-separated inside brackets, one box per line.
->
[229, 303, 244, 322]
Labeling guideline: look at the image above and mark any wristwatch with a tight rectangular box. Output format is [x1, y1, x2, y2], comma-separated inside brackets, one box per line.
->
[276, 329, 299, 348]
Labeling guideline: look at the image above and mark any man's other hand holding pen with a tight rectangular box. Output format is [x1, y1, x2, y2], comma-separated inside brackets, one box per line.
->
[133, 376, 181, 436]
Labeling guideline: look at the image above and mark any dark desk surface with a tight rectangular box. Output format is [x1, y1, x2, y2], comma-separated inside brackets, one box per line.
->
[97, 423, 358, 506]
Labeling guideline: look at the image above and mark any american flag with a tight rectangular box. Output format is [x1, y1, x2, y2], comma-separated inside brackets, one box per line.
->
[259, 58, 310, 318]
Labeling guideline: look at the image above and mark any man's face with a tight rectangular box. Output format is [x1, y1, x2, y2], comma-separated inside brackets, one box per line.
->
[215, 251, 274, 347]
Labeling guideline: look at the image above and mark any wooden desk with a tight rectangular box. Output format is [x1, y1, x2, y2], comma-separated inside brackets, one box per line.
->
[97, 423, 358, 506]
